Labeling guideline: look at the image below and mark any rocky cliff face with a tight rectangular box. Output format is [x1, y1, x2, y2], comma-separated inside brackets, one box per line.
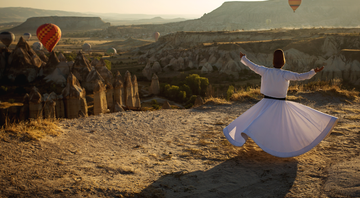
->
[6, 37, 42, 82]
[10, 16, 110, 32]
[137, 30, 360, 85]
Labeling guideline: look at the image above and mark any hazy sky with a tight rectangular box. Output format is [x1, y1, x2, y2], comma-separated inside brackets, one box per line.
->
[1, 0, 267, 17]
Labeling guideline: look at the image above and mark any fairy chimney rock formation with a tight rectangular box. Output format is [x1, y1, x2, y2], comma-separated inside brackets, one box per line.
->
[93, 80, 108, 115]
[37, 51, 48, 62]
[43, 92, 56, 119]
[71, 51, 91, 82]
[113, 102, 125, 112]
[19, 94, 30, 121]
[55, 94, 65, 118]
[58, 53, 67, 62]
[105, 80, 114, 112]
[132, 75, 141, 108]
[95, 59, 113, 85]
[91, 58, 100, 67]
[142, 61, 153, 80]
[7, 37, 42, 82]
[124, 71, 135, 108]
[0, 48, 10, 80]
[162, 101, 172, 109]
[83, 67, 105, 93]
[113, 71, 125, 107]
[93, 58, 114, 108]
[29, 86, 43, 119]
[62, 73, 88, 118]
[43, 51, 60, 76]
[150, 73, 160, 95]
[57, 53, 70, 76]
[152, 61, 162, 73]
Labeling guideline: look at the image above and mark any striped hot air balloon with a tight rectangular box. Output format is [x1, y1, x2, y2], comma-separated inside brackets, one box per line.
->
[288, 0, 302, 13]
[36, 23, 61, 52]
[0, 31, 15, 48]
[32, 42, 43, 51]
[23, 33, 31, 41]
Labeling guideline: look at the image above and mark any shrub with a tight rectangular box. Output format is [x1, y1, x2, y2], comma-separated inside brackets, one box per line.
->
[162, 84, 187, 103]
[160, 83, 170, 96]
[167, 85, 180, 100]
[185, 103, 194, 109]
[92, 53, 103, 57]
[185, 74, 201, 95]
[152, 104, 161, 110]
[63, 53, 77, 61]
[104, 59, 112, 71]
[200, 77, 209, 96]
[184, 95, 197, 108]
[227, 85, 235, 101]
[178, 90, 186, 102]
[180, 84, 192, 98]
[185, 74, 209, 97]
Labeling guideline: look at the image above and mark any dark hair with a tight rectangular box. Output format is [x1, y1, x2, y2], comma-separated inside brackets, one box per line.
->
[273, 49, 285, 68]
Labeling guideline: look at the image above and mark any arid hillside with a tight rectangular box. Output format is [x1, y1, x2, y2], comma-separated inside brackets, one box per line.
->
[9, 17, 110, 33]
[98, 0, 360, 39]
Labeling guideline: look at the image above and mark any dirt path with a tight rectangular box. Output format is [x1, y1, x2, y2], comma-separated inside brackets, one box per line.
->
[0, 95, 360, 198]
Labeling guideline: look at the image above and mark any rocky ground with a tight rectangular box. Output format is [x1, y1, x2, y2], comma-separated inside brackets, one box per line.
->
[0, 92, 360, 198]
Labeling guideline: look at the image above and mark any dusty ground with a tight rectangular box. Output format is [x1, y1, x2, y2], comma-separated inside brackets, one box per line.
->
[0, 93, 360, 198]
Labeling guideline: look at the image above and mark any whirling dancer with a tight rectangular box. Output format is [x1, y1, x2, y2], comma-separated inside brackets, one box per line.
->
[223, 49, 338, 158]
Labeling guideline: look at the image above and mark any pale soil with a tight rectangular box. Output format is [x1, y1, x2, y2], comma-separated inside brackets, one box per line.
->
[0, 93, 360, 198]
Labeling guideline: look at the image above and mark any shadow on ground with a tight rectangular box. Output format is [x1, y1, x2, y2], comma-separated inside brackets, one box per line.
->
[136, 150, 298, 198]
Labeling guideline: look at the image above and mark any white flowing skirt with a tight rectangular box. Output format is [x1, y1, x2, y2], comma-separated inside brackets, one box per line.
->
[223, 99, 338, 158]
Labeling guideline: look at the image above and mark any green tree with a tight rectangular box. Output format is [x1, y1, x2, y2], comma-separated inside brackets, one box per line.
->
[199, 77, 209, 96]
[227, 85, 235, 101]
[180, 84, 192, 98]
[185, 74, 201, 95]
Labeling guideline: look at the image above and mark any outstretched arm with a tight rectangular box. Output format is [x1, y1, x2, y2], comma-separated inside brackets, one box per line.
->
[283, 65, 325, 81]
[240, 52, 268, 76]
[314, 66, 325, 73]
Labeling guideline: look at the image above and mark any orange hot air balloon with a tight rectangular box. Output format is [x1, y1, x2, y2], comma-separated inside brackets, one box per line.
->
[288, 0, 302, 13]
[36, 23, 61, 52]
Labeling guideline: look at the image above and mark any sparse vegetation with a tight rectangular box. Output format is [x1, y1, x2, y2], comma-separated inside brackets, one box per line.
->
[229, 79, 359, 102]
[226, 85, 235, 101]
[204, 97, 231, 105]
[0, 118, 61, 141]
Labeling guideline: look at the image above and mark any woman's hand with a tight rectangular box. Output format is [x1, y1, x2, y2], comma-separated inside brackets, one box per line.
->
[314, 66, 325, 73]
[240, 52, 246, 59]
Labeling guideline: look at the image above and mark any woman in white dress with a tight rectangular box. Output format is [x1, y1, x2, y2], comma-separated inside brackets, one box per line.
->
[223, 49, 338, 158]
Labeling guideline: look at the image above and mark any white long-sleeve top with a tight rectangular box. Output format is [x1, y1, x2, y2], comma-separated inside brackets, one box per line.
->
[241, 56, 316, 98]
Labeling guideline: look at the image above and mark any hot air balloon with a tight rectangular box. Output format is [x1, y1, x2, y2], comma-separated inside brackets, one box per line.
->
[23, 33, 32, 41]
[32, 42, 43, 51]
[36, 23, 61, 52]
[288, 0, 302, 13]
[106, 48, 117, 55]
[82, 43, 91, 52]
[0, 31, 15, 48]
[153, 32, 160, 42]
